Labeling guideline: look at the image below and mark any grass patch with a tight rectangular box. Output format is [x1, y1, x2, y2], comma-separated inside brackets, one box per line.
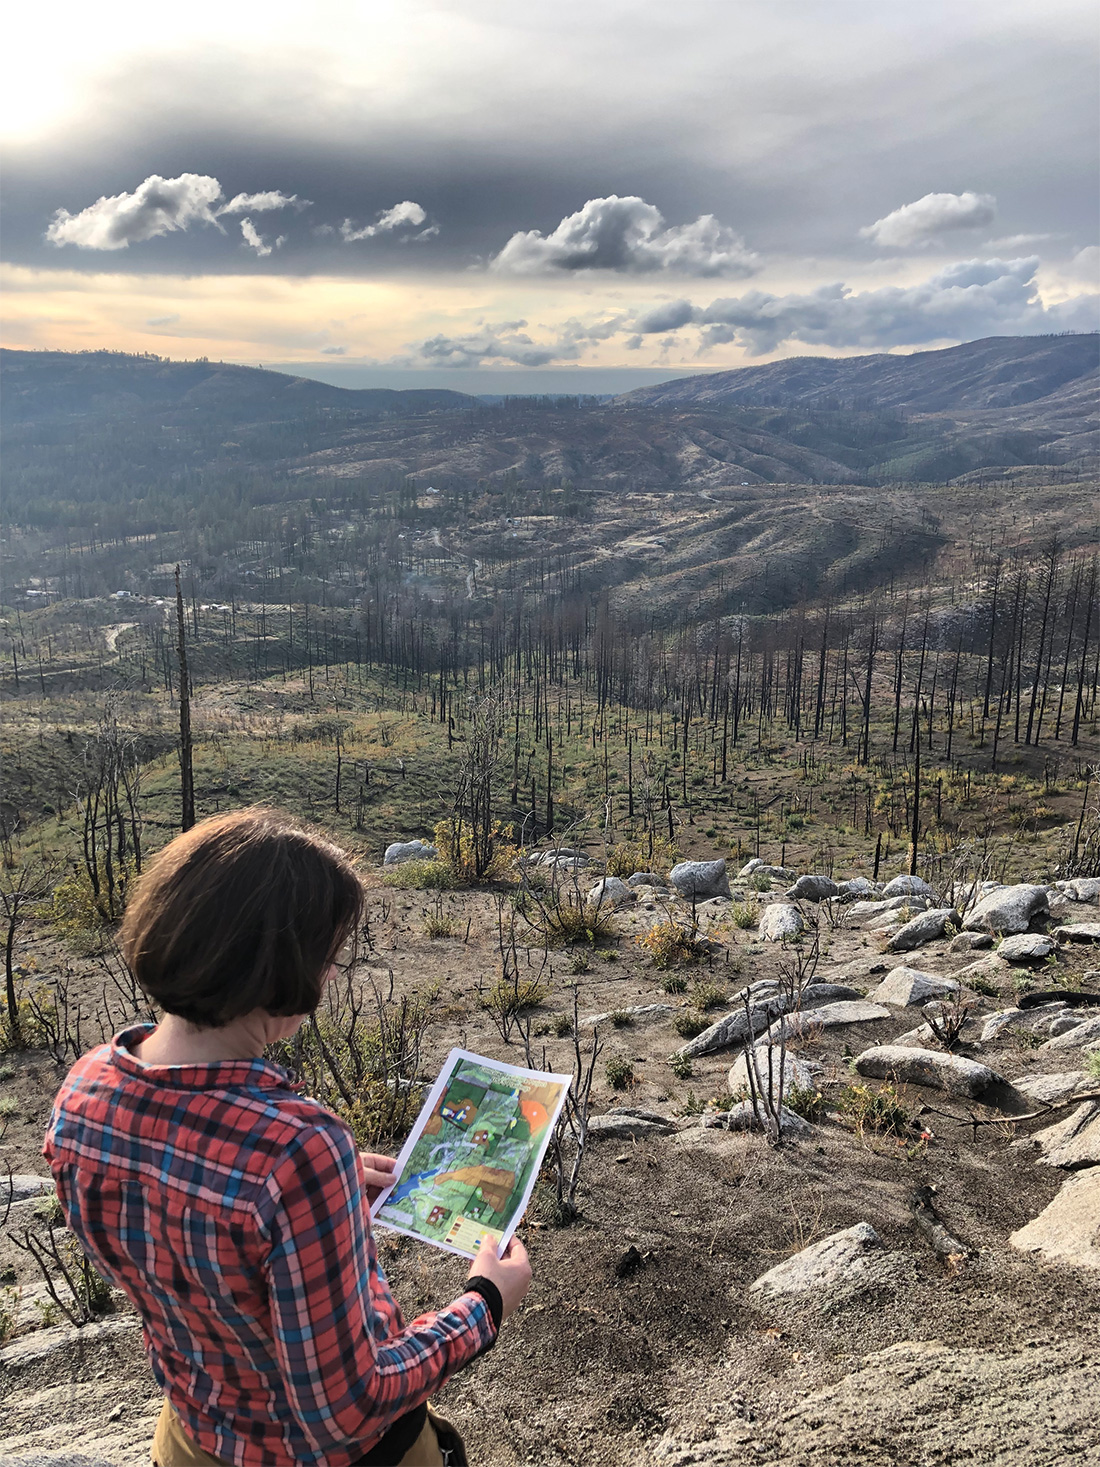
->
[730, 900, 759, 929]
[672, 1011, 710, 1040]
[690, 980, 727, 1012]
[381, 859, 458, 890]
[606, 836, 679, 879]
[658, 973, 688, 994]
[639, 920, 710, 969]
[668, 1051, 693, 1079]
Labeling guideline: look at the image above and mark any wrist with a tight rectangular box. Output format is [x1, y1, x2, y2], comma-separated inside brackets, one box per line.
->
[465, 1275, 503, 1333]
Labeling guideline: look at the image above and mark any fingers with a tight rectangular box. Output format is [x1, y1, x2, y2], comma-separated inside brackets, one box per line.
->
[360, 1153, 397, 1174]
[500, 1236, 529, 1265]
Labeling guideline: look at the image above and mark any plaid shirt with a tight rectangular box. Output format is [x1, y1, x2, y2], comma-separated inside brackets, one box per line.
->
[43, 1026, 497, 1467]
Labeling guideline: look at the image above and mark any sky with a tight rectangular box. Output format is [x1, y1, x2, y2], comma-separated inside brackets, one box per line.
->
[2, 0, 1098, 390]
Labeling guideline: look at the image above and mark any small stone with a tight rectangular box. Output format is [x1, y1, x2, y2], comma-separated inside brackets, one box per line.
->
[1010, 1169, 1100, 1269]
[885, 907, 960, 953]
[998, 933, 1056, 962]
[758, 903, 804, 942]
[1041, 1014, 1100, 1051]
[627, 871, 667, 888]
[881, 875, 938, 900]
[588, 1112, 677, 1140]
[587, 876, 633, 907]
[785, 874, 838, 902]
[1057, 877, 1100, 904]
[855, 1045, 1003, 1098]
[950, 932, 994, 953]
[1015, 1071, 1092, 1105]
[0, 1174, 54, 1205]
[836, 877, 877, 900]
[1049, 1014, 1083, 1037]
[583, 1003, 673, 1028]
[1032, 1100, 1100, 1170]
[765, 1000, 892, 1042]
[669, 860, 731, 900]
[962, 884, 1050, 935]
[383, 839, 439, 866]
[108, 1403, 126, 1421]
[749, 1222, 882, 1296]
[868, 967, 960, 1007]
[1054, 923, 1100, 943]
[848, 896, 931, 922]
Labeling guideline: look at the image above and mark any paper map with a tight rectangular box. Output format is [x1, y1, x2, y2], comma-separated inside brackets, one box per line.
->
[371, 1048, 572, 1258]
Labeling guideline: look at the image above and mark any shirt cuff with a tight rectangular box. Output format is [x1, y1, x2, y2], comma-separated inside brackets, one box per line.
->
[464, 1276, 503, 1335]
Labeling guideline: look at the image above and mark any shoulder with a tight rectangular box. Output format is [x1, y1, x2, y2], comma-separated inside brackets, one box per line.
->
[256, 1109, 364, 1231]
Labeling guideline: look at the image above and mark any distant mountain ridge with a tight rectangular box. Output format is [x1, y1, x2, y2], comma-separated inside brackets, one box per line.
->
[0, 349, 476, 426]
[616, 334, 1099, 413]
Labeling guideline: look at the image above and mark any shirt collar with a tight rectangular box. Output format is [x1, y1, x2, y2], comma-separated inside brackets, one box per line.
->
[109, 1024, 295, 1092]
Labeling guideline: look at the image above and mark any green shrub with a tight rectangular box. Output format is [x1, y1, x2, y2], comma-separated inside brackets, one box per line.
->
[837, 1081, 910, 1136]
[785, 1083, 825, 1123]
[553, 1012, 574, 1038]
[672, 1012, 710, 1040]
[605, 1057, 634, 1091]
[0, 1288, 18, 1346]
[433, 817, 516, 884]
[1086, 1051, 1100, 1081]
[748, 872, 772, 893]
[606, 836, 679, 879]
[668, 1051, 693, 1079]
[690, 980, 727, 1013]
[967, 974, 1000, 998]
[525, 897, 618, 948]
[609, 1010, 632, 1028]
[484, 976, 547, 1025]
[423, 914, 458, 939]
[658, 974, 688, 994]
[730, 901, 759, 929]
[567, 952, 592, 975]
[639, 921, 709, 969]
[381, 859, 458, 890]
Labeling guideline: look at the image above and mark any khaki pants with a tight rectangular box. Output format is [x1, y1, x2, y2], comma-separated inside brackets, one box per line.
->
[152, 1397, 458, 1465]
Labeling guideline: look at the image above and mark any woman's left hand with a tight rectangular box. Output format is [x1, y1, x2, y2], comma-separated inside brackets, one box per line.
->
[360, 1153, 398, 1204]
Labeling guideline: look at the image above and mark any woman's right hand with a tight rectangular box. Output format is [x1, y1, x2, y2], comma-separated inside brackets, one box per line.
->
[468, 1235, 532, 1323]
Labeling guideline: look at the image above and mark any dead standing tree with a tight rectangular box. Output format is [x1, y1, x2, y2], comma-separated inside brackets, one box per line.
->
[73, 702, 143, 922]
[175, 564, 195, 831]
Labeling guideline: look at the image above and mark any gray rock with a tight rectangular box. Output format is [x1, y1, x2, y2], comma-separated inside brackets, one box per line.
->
[1010, 1168, 1100, 1269]
[881, 875, 938, 900]
[1054, 923, 1100, 943]
[950, 931, 994, 953]
[1032, 1100, 1100, 1170]
[800, 982, 868, 1004]
[952, 953, 1009, 982]
[869, 967, 960, 1007]
[749, 1222, 882, 1296]
[738, 858, 764, 876]
[962, 884, 1050, 935]
[1049, 1014, 1083, 1037]
[669, 860, 730, 900]
[627, 871, 668, 888]
[785, 874, 839, 902]
[836, 877, 877, 900]
[587, 876, 633, 907]
[1041, 1014, 1100, 1051]
[848, 895, 931, 922]
[980, 1008, 1028, 1041]
[1057, 877, 1100, 904]
[698, 1101, 815, 1138]
[1, 1173, 55, 1204]
[0, 1315, 140, 1369]
[998, 933, 1056, 962]
[1015, 1070, 1093, 1104]
[739, 863, 795, 882]
[588, 1113, 677, 1140]
[383, 839, 438, 866]
[728, 1047, 817, 1103]
[855, 1044, 1003, 1098]
[1, 1456, 119, 1467]
[675, 995, 791, 1058]
[885, 907, 960, 953]
[584, 1003, 674, 1028]
[759, 903, 804, 942]
[764, 1000, 892, 1042]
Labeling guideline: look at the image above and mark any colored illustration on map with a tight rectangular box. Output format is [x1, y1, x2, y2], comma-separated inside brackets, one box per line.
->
[371, 1049, 572, 1258]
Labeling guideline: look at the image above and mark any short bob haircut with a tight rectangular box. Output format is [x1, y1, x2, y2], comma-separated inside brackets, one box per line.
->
[120, 808, 363, 1028]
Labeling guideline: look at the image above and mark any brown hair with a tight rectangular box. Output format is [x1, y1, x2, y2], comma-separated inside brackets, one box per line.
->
[119, 808, 363, 1028]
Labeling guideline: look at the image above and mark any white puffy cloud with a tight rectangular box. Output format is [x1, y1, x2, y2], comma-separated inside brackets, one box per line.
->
[46, 172, 302, 250]
[46, 173, 224, 249]
[340, 201, 432, 242]
[860, 191, 997, 248]
[490, 195, 760, 277]
[239, 218, 285, 256]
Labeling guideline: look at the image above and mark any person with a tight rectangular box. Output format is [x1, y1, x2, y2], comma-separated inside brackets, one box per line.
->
[43, 808, 532, 1466]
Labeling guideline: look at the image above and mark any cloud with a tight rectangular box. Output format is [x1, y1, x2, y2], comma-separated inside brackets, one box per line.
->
[45, 172, 302, 250]
[632, 299, 696, 334]
[340, 201, 431, 242]
[410, 321, 582, 368]
[860, 191, 997, 248]
[46, 173, 225, 250]
[240, 218, 285, 256]
[490, 195, 760, 277]
[689, 256, 1098, 354]
[145, 313, 180, 326]
[320, 345, 346, 354]
[220, 190, 305, 214]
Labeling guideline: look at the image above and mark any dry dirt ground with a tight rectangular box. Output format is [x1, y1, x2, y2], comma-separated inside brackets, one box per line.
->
[2, 874, 1099, 1466]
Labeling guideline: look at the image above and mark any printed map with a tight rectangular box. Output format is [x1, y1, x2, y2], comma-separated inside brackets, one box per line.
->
[373, 1050, 570, 1257]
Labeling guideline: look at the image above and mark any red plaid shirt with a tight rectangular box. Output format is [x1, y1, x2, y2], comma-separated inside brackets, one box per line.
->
[43, 1026, 497, 1466]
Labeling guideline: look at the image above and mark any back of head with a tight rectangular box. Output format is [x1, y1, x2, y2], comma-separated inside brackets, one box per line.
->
[120, 807, 363, 1028]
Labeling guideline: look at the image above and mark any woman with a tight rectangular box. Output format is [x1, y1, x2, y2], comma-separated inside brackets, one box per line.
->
[44, 808, 531, 1466]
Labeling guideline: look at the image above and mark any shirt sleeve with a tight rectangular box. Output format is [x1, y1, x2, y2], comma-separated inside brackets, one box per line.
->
[261, 1121, 497, 1455]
